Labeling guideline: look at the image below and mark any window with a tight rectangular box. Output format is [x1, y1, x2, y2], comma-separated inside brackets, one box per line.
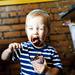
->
[69, 23, 75, 48]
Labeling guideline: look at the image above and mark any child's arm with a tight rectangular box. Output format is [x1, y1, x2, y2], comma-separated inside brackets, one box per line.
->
[1, 43, 21, 60]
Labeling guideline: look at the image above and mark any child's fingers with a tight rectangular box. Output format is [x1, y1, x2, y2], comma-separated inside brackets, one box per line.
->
[8, 43, 21, 50]
[13, 43, 21, 49]
[18, 44, 22, 48]
[13, 43, 19, 49]
[15, 43, 22, 49]
[8, 43, 14, 50]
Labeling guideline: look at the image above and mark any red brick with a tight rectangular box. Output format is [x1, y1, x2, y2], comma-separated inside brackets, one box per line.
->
[9, 11, 17, 17]
[4, 31, 20, 38]
[0, 24, 25, 32]
[60, 40, 72, 48]
[50, 26, 64, 34]
[10, 24, 25, 31]
[50, 6, 69, 13]
[19, 17, 25, 23]
[15, 37, 28, 42]
[2, 18, 19, 25]
[17, 11, 26, 16]
[53, 13, 61, 20]
[49, 14, 54, 20]
[0, 37, 27, 45]
[0, 12, 9, 18]
[27, 4, 39, 10]
[0, 25, 11, 31]
[0, 39, 12, 44]
[39, 1, 59, 8]
[21, 31, 26, 36]
[19, 4, 32, 14]
[0, 33, 2, 37]
[51, 21, 63, 27]
[59, 1, 75, 6]
[5, 6, 20, 12]
[0, 7, 5, 12]
[50, 34, 66, 41]
[0, 19, 2, 25]
[62, 27, 70, 33]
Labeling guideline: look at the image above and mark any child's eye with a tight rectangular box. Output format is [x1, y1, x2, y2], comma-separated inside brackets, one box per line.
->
[29, 28, 33, 30]
[39, 28, 44, 30]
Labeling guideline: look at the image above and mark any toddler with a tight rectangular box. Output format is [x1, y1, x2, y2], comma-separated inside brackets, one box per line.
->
[1, 9, 63, 75]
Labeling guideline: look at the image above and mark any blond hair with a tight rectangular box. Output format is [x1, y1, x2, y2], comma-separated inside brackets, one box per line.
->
[25, 9, 50, 27]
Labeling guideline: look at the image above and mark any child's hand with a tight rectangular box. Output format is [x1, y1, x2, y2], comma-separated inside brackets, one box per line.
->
[31, 55, 47, 74]
[8, 43, 21, 51]
[1, 42, 21, 60]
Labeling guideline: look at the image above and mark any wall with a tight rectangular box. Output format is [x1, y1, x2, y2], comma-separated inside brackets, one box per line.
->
[0, 0, 75, 75]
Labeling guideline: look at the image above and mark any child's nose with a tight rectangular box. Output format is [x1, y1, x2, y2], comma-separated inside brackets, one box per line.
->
[34, 28, 38, 35]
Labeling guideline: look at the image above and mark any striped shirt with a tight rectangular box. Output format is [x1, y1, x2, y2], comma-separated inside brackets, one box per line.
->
[12, 41, 63, 75]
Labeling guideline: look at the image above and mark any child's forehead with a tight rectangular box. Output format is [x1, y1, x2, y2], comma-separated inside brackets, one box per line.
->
[26, 23, 45, 27]
[26, 16, 48, 25]
[27, 15, 48, 20]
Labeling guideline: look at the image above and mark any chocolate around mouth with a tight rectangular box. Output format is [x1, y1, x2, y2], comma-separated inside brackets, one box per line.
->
[33, 37, 39, 41]
[31, 37, 41, 45]
[31, 37, 44, 47]
[32, 37, 39, 42]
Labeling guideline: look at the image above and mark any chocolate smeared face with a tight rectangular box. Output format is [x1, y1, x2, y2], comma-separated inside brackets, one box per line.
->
[31, 36, 41, 46]
[31, 35, 46, 47]
[25, 16, 48, 47]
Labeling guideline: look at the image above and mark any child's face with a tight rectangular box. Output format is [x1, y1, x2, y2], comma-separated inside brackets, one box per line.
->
[25, 16, 48, 47]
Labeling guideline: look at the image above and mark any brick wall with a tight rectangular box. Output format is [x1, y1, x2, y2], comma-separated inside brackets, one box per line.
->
[0, 0, 75, 75]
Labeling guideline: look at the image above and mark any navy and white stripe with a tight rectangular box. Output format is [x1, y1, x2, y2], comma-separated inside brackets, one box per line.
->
[12, 41, 63, 75]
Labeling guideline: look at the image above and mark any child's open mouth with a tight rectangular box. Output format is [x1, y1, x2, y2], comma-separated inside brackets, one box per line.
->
[31, 37, 40, 44]
[31, 36, 44, 47]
